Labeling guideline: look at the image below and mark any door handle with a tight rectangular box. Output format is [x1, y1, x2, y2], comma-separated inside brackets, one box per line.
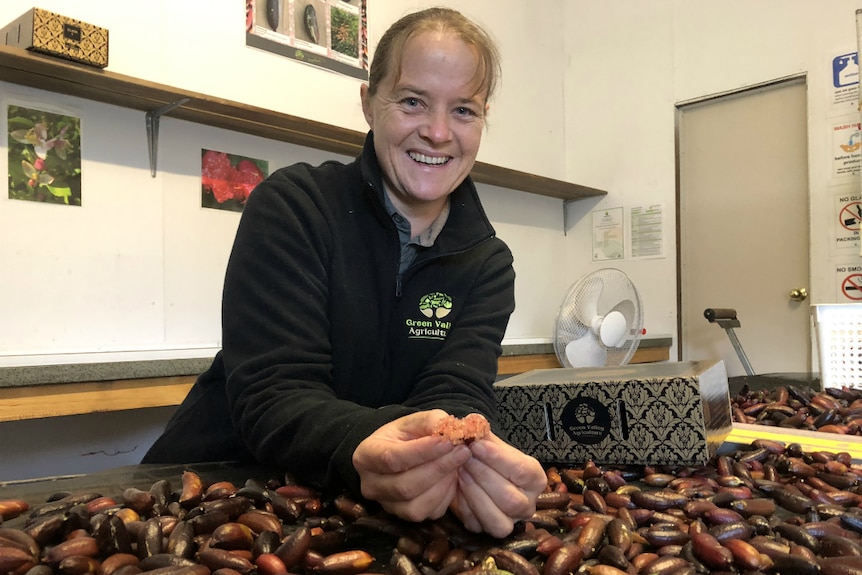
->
[789, 287, 808, 302]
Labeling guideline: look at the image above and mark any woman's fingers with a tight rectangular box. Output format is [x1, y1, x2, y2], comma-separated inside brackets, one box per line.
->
[360, 442, 470, 500]
[353, 412, 546, 535]
[381, 471, 458, 522]
[449, 434, 546, 537]
[457, 465, 515, 538]
[450, 486, 481, 534]
[471, 434, 547, 497]
[355, 434, 454, 474]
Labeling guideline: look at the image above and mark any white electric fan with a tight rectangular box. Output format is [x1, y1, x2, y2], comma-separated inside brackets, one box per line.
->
[554, 268, 644, 368]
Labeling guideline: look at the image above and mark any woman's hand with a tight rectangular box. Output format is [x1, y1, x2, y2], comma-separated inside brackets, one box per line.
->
[353, 410, 472, 522]
[450, 431, 546, 538]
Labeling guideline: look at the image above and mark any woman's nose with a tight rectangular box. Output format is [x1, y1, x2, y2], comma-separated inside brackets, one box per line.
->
[419, 109, 452, 143]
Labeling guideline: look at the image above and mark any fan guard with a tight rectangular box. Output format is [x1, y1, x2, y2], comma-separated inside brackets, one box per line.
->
[554, 268, 644, 368]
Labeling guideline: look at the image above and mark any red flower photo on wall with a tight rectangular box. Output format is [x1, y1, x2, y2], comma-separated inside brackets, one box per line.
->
[201, 149, 268, 212]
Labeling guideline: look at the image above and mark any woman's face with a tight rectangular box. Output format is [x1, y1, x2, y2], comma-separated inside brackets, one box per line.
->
[360, 31, 488, 210]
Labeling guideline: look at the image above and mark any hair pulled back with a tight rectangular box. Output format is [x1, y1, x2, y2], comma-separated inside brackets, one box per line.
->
[366, 7, 501, 103]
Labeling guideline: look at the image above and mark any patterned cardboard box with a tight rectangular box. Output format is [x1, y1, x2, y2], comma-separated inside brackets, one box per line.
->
[2, 8, 108, 68]
[494, 360, 732, 466]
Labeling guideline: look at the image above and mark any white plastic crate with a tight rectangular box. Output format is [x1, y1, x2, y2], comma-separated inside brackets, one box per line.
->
[812, 304, 862, 388]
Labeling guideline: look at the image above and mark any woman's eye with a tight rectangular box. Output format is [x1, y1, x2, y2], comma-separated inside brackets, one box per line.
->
[403, 97, 421, 107]
[455, 106, 477, 117]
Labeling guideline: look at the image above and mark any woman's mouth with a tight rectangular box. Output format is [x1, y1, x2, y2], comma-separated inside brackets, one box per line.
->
[408, 151, 451, 166]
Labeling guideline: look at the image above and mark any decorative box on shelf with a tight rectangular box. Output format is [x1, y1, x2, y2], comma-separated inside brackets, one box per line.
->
[2, 8, 108, 68]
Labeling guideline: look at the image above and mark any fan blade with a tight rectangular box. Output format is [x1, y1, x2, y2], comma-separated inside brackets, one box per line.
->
[565, 335, 608, 367]
[610, 298, 636, 327]
[599, 310, 628, 347]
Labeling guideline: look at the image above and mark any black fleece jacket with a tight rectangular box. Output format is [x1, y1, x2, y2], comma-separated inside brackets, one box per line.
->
[143, 133, 516, 495]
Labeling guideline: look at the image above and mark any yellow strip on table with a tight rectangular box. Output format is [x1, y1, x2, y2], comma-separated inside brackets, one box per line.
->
[726, 422, 862, 462]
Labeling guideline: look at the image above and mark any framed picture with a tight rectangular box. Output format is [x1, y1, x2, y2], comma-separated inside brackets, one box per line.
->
[246, 0, 368, 80]
[8, 104, 82, 206]
[201, 148, 268, 212]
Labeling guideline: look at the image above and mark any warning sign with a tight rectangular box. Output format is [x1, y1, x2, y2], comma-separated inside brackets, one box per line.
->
[832, 119, 862, 179]
[842, 274, 862, 300]
[834, 190, 861, 250]
[836, 265, 862, 300]
[841, 202, 862, 231]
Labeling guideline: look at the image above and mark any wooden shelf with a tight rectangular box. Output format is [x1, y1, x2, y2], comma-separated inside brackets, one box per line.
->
[0, 46, 606, 202]
[0, 376, 196, 422]
[0, 346, 670, 423]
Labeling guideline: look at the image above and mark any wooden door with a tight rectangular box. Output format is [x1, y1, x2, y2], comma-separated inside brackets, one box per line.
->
[678, 78, 810, 377]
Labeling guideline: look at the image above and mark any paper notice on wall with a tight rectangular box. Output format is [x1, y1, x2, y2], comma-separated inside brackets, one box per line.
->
[630, 204, 665, 259]
[833, 186, 861, 252]
[829, 51, 859, 117]
[831, 119, 862, 180]
[592, 207, 624, 262]
[246, 0, 368, 80]
[836, 263, 862, 301]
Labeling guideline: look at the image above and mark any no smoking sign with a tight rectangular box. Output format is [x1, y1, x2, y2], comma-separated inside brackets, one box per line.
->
[837, 265, 862, 300]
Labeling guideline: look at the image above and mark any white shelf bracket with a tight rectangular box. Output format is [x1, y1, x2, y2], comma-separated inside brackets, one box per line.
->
[146, 98, 191, 177]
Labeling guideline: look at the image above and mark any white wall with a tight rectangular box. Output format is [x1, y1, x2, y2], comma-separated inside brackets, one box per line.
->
[0, 0, 569, 480]
[563, 0, 862, 360]
[5, 0, 860, 480]
[0, 0, 570, 369]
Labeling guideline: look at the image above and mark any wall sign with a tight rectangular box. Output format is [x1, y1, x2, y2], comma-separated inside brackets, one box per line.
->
[833, 189, 861, 252]
[830, 51, 859, 115]
[246, 0, 368, 80]
[592, 207, 624, 262]
[831, 119, 861, 179]
[835, 264, 862, 301]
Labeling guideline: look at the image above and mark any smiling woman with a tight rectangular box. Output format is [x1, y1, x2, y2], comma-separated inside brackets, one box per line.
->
[143, 7, 546, 540]
[359, 30, 487, 235]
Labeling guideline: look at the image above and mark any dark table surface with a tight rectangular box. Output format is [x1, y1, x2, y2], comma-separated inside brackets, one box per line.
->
[0, 461, 279, 515]
[728, 372, 821, 395]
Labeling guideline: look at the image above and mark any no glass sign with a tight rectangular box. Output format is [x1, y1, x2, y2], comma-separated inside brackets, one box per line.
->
[835, 192, 861, 248]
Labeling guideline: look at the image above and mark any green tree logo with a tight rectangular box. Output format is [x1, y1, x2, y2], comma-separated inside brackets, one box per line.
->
[419, 292, 453, 319]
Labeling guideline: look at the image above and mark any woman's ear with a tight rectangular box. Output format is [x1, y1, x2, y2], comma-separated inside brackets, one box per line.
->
[360, 83, 374, 127]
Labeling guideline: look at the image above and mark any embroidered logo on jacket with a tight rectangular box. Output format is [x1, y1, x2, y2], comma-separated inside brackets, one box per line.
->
[406, 292, 452, 340]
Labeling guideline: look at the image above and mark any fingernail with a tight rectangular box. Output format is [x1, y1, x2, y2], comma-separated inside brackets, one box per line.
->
[452, 445, 472, 464]
[432, 438, 455, 454]
[470, 440, 487, 458]
[458, 467, 474, 485]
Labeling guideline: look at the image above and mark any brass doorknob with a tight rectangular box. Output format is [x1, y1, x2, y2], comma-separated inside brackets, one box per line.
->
[789, 287, 808, 302]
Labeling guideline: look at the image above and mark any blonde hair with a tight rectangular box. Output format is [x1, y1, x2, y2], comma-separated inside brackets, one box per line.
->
[367, 7, 501, 103]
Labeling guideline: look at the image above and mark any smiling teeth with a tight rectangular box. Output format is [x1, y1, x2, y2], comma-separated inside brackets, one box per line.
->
[409, 152, 449, 165]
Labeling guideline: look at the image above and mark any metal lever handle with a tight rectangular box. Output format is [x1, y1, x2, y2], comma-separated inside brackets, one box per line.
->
[704, 308, 738, 322]
[703, 307, 755, 376]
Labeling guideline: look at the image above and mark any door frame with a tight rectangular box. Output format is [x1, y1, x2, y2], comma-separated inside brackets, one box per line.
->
[674, 73, 808, 361]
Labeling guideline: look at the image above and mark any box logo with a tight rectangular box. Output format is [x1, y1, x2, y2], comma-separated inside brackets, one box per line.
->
[63, 23, 81, 43]
[561, 397, 611, 444]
